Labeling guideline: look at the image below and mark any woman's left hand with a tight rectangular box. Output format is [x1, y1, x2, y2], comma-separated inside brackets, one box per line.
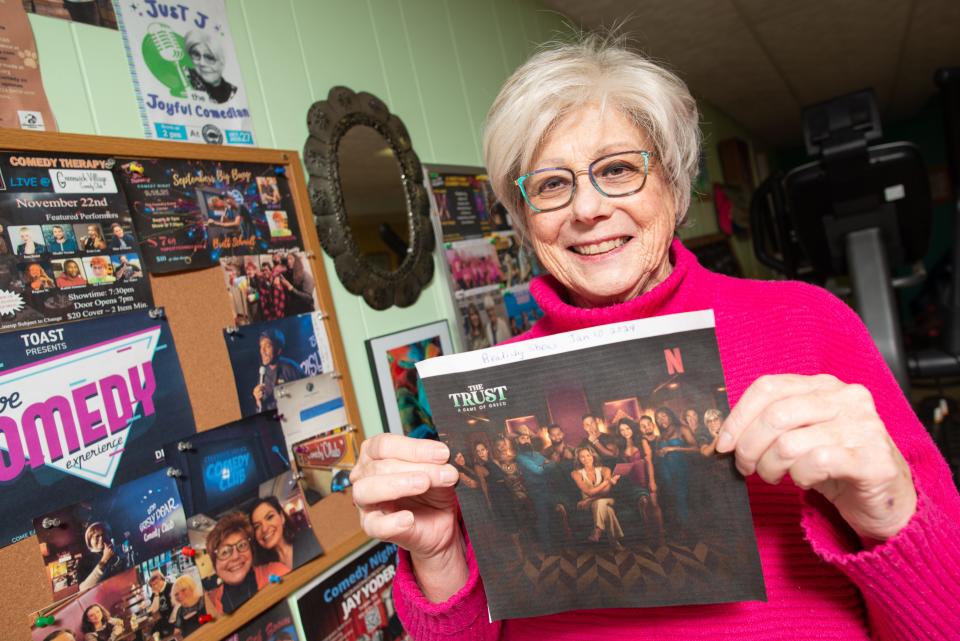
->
[716, 374, 917, 541]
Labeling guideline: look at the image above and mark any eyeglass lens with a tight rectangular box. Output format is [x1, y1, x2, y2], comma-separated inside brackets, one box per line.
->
[520, 151, 650, 212]
[215, 539, 250, 559]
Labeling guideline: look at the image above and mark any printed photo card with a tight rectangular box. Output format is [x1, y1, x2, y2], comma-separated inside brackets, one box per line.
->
[220, 250, 319, 326]
[275, 373, 347, 460]
[30, 559, 206, 641]
[290, 425, 360, 503]
[33, 468, 188, 602]
[224, 312, 333, 417]
[163, 413, 290, 519]
[275, 374, 358, 503]
[0, 309, 196, 549]
[417, 311, 765, 620]
[186, 470, 322, 615]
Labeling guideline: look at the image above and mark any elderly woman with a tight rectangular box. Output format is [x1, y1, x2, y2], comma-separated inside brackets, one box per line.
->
[349, 35, 960, 639]
[184, 29, 236, 104]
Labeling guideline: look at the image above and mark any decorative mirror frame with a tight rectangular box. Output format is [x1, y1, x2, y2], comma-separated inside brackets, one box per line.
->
[304, 86, 434, 310]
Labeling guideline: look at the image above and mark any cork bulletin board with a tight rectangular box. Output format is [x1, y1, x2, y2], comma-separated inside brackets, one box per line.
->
[0, 129, 370, 640]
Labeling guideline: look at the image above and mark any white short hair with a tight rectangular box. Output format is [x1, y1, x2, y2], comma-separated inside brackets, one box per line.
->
[483, 34, 701, 237]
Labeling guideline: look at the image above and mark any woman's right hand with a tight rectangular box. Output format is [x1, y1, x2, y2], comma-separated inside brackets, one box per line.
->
[349, 434, 465, 601]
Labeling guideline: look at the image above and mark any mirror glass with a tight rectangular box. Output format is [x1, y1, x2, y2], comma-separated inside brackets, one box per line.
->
[338, 125, 410, 273]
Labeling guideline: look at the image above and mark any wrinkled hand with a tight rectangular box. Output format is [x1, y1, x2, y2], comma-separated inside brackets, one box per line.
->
[350, 434, 460, 563]
[717, 374, 917, 541]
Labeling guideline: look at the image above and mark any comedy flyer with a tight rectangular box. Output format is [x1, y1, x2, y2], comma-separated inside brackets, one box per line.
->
[0, 309, 196, 548]
[294, 541, 410, 641]
[113, 0, 256, 145]
[117, 157, 301, 272]
[0, 151, 153, 332]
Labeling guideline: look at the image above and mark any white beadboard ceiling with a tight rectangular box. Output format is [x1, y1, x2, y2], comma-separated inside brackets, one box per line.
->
[541, 0, 960, 147]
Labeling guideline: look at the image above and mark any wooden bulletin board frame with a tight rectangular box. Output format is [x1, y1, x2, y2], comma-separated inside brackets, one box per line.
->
[0, 130, 370, 640]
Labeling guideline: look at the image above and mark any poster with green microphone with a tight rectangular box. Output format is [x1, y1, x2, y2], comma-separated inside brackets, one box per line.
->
[113, 0, 256, 146]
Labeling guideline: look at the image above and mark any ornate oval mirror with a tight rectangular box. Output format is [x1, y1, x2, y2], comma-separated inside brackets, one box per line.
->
[304, 87, 434, 310]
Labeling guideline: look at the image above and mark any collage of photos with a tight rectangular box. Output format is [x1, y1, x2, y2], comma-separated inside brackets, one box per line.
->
[220, 251, 318, 326]
[186, 471, 322, 615]
[117, 159, 302, 273]
[428, 165, 543, 351]
[223, 312, 333, 417]
[418, 314, 764, 620]
[0, 152, 153, 332]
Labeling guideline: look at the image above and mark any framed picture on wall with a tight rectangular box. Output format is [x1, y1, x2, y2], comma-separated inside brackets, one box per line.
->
[366, 320, 454, 439]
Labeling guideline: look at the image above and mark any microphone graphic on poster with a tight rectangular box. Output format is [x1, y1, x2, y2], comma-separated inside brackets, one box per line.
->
[255, 365, 266, 411]
[144, 23, 188, 97]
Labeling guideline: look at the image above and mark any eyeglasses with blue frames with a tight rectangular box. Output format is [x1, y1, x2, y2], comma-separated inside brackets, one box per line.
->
[514, 150, 654, 214]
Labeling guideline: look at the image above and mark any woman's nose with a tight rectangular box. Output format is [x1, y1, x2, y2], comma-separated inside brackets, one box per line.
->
[569, 173, 607, 223]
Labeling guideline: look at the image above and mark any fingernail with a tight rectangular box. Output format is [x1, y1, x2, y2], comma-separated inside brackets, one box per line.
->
[717, 431, 733, 452]
[440, 468, 457, 484]
[432, 443, 450, 462]
[396, 512, 414, 528]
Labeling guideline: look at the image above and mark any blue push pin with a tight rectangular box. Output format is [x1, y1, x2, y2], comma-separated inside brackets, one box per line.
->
[269, 574, 282, 584]
[274, 166, 285, 176]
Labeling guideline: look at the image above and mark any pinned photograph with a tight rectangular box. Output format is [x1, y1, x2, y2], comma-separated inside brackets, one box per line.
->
[186, 471, 322, 615]
[220, 251, 317, 326]
[417, 311, 764, 620]
[34, 469, 189, 601]
[366, 321, 453, 439]
[224, 312, 333, 417]
[291, 425, 360, 502]
[502, 286, 542, 338]
[457, 287, 511, 350]
[162, 413, 290, 519]
[443, 237, 503, 292]
[275, 373, 347, 460]
[30, 561, 206, 641]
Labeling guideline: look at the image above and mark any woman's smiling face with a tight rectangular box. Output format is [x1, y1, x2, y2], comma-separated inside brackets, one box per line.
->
[526, 103, 676, 308]
[251, 502, 284, 551]
[214, 532, 253, 585]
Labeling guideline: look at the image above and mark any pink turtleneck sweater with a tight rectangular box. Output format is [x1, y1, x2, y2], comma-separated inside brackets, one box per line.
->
[393, 239, 960, 640]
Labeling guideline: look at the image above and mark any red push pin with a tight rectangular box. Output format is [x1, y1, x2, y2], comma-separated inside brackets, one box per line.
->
[198, 614, 214, 625]
[181, 546, 196, 558]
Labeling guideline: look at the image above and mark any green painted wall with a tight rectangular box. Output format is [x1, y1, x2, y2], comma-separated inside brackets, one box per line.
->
[26, 1, 766, 438]
[26, 0, 569, 438]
